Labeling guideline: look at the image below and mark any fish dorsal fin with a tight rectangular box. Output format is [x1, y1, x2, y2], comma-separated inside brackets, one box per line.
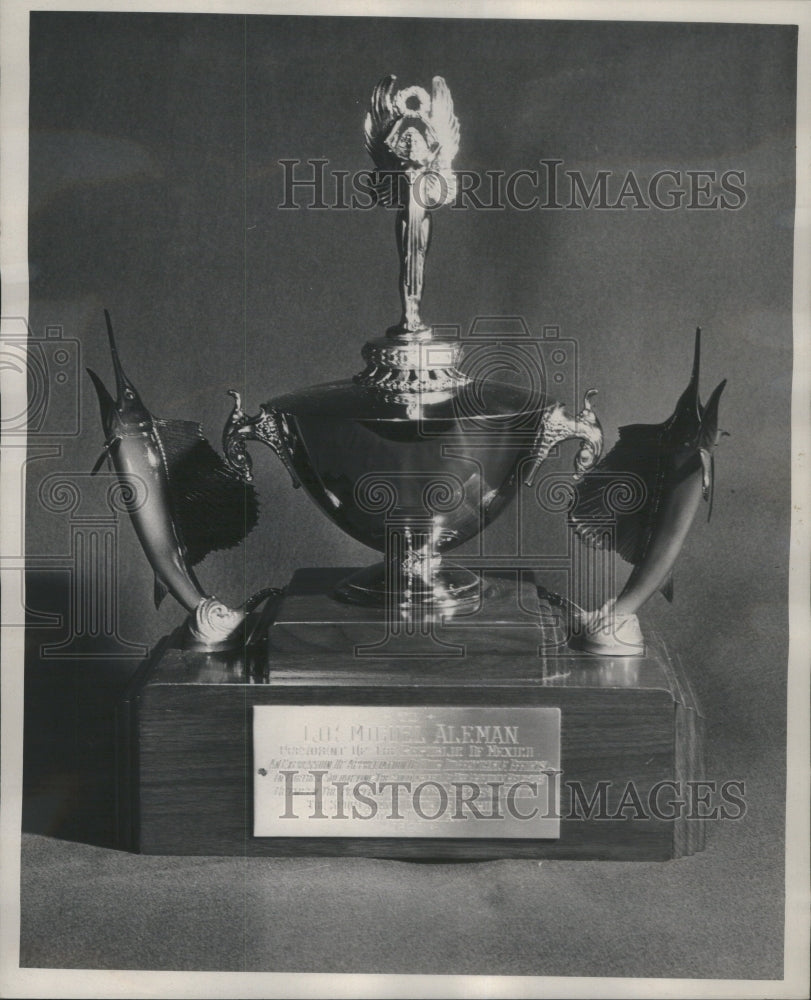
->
[570, 420, 669, 566]
[153, 417, 259, 567]
[659, 573, 674, 603]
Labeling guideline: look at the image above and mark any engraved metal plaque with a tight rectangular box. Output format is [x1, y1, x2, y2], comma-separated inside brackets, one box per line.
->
[253, 705, 561, 839]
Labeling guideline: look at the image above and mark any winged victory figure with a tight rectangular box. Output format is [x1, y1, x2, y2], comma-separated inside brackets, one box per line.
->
[364, 75, 460, 335]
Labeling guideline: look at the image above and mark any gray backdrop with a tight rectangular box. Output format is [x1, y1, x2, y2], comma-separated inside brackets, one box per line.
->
[22, 12, 796, 980]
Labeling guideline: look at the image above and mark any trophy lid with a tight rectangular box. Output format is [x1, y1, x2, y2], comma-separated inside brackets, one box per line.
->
[270, 376, 541, 423]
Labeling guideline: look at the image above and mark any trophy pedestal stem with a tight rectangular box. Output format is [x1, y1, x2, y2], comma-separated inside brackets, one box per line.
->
[334, 561, 489, 615]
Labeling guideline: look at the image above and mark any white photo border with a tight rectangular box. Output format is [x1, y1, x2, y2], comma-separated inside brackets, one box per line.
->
[2, 2, 809, 998]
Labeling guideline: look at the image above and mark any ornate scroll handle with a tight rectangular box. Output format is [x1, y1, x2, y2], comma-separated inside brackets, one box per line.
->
[524, 389, 604, 487]
[222, 390, 300, 488]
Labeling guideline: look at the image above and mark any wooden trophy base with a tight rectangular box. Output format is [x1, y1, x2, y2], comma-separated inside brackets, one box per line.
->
[118, 569, 705, 860]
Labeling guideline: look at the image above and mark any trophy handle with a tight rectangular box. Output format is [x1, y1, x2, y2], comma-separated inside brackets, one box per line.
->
[222, 390, 301, 488]
[524, 389, 604, 487]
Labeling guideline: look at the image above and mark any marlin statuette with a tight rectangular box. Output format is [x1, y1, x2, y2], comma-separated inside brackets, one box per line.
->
[567, 328, 727, 654]
[87, 311, 260, 647]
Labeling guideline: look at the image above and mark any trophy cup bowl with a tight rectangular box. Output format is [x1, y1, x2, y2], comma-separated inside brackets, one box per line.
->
[223, 339, 603, 616]
[249, 379, 542, 612]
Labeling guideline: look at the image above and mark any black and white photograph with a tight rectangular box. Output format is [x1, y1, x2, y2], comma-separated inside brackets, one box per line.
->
[1, 1, 809, 997]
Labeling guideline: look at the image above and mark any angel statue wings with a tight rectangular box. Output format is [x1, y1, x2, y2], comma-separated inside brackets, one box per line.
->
[364, 76, 460, 336]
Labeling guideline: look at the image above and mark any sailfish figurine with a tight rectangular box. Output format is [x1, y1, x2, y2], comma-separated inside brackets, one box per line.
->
[87, 311, 260, 647]
[568, 328, 726, 654]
